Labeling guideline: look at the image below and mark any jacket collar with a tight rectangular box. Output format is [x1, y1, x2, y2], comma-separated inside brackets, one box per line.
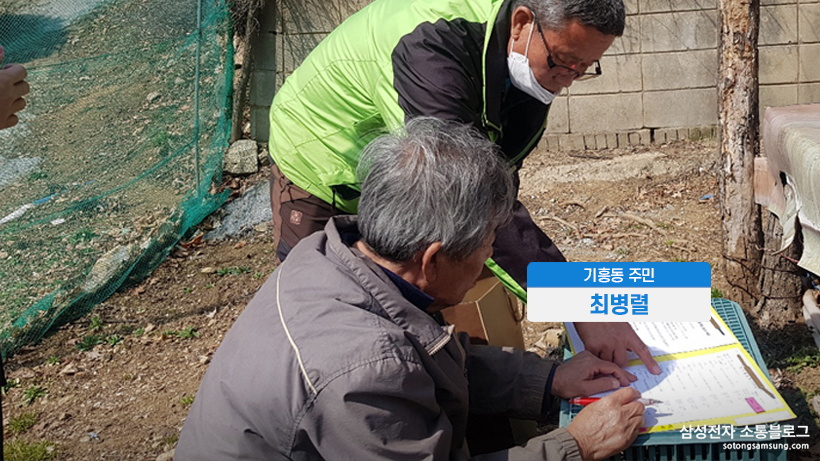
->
[323, 216, 453, 355]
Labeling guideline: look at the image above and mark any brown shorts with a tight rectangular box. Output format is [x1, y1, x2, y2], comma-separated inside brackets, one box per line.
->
[270, 164, 343, 262]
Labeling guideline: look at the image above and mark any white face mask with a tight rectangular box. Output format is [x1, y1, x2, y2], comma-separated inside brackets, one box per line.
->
[507, 22, 556, 105]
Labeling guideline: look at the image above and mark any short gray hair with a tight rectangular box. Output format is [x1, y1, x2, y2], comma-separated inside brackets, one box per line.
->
[357, 117, 514, 263]
[514, 0, 625, 36]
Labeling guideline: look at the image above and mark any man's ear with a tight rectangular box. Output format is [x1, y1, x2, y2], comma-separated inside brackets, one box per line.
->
[419, 242, 444, 286]
[510, 6, 534, 41]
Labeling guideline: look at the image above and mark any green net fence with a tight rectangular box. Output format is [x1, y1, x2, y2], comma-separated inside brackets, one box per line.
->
[0, 0, 234, 358]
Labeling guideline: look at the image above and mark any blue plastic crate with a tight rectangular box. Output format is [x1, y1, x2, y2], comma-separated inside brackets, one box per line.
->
[559, 298, 788, 461]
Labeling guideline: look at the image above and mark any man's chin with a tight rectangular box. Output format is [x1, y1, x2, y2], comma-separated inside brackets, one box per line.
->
[549, 83, 569, 94]
[428, 297, 463, 313]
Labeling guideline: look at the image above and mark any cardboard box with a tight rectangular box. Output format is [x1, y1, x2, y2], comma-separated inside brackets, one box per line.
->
[441, 275, 525, 350]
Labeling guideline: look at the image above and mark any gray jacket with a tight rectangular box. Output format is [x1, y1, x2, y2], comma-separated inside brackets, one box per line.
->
[177, 217, 581, 460]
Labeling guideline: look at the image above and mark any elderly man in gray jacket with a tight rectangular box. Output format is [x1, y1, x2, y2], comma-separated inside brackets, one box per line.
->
[177, 118, 646, 460]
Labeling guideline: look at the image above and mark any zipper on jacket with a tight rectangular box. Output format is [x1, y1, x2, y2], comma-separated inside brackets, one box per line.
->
[426, 325, 456, 356]
[509, 116, 548, 166]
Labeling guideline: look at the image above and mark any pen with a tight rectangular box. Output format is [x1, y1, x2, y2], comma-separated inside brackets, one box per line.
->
[710, 317, 725, 336]
[569, 397, 662, 406]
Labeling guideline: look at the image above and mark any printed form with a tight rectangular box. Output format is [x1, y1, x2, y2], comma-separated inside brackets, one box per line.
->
[566, 315, 736, 358]
[565, 309, 795, 432]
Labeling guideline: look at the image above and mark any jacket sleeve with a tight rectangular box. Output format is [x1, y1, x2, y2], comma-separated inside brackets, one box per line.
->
[489, 198, 567, 302]
[463, 338, 557, 421]
[386, 19, 486, 131]
[302, 353, 581, 461]
[474, 429, 582, 461]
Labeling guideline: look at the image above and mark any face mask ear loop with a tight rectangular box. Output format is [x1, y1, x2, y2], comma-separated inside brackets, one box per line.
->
[524, 18, 535, 57]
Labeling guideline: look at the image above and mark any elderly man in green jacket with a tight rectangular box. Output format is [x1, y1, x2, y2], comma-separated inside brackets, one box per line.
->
[267, 0, 660, 373]
[179, 118, 646, 460]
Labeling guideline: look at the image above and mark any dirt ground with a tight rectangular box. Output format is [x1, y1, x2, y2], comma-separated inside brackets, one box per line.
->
[3, 140, 820, 460]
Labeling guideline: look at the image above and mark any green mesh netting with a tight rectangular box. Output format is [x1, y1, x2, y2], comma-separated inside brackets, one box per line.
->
[0, 0, 234, 358]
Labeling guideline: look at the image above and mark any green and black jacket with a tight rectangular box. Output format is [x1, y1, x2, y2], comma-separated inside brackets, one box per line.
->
[269, 0, 566, 302]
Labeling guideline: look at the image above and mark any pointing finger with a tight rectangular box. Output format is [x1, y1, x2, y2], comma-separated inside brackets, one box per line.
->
[614, 346, 628, 369]
[631, 341, 661, 375]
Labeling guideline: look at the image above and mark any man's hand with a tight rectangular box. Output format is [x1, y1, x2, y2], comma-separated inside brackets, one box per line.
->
[0, 45, 30, 130]
[574, 322, 661, 374]
[551, 350, 636, 399]
[566, 387, 645, 461]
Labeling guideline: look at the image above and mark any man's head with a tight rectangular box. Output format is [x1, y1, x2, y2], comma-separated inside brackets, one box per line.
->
[356, 117, 514, 309]
[508, 0, 624, 93]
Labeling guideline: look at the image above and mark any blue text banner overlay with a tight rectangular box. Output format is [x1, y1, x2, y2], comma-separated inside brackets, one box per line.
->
[527, 262, 711, 322]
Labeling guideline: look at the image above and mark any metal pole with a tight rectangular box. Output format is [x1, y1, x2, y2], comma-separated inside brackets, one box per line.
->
[193, 0, 203, 188]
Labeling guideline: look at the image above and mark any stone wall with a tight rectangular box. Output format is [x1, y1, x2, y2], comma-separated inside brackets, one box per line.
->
[250, 0, 820, 149]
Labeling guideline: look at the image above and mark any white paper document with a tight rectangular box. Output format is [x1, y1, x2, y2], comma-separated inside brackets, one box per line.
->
[591, 348, 792, 429]
[566, 314, 737, 359]
[564, 309, 795, 432]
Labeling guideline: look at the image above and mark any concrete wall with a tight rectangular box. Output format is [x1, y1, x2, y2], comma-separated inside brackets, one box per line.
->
[250, 0, 820, 149]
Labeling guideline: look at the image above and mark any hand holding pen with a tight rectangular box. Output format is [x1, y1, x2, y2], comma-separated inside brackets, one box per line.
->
[566, 387, 647, 461]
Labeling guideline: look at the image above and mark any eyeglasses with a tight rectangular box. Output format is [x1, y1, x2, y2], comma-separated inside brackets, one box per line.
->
[535, 22, 602, 81]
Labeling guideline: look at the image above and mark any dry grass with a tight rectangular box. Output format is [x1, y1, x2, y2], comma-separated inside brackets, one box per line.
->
[230, 0, 266, 38]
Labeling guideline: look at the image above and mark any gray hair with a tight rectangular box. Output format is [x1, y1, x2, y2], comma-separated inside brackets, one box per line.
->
[514, 0, 625, 36]
[356, 117, 514, 263]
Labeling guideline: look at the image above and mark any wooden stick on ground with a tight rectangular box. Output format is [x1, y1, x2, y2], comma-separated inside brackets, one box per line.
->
[538, 215, 579, 234]
[609, 232, 646, 239]
[603, 212, 667, 236]
[561, 200, 586, 210]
